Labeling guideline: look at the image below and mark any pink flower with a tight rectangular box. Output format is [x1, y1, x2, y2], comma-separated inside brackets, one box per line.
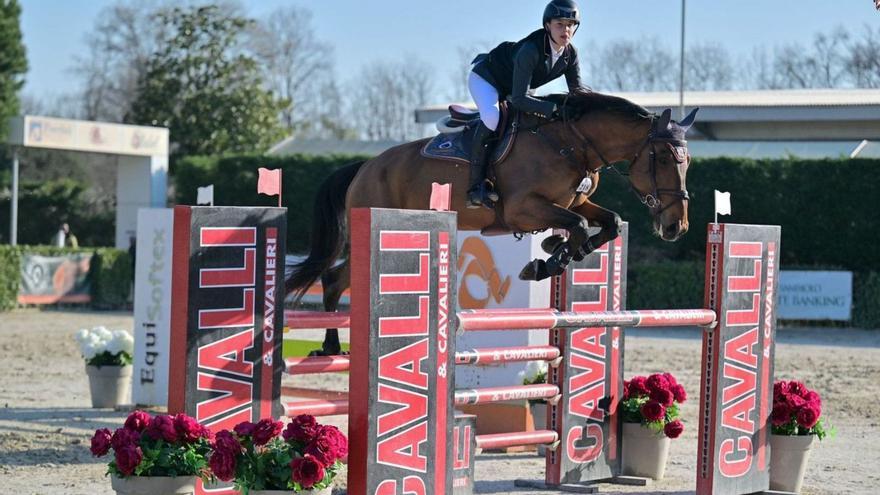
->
[233, 421, 257, 437]
[209, 451, 237, 482]
[305, 425, 349, 466]
[650, 388, 674, 407]
[773, 380, 789, 401]
[786, 393, 806, 411]
[114, 444, 143, 476]
[145, 414, 178, 443]
[124, 410, 151, 432]
[646, 374, 671, 394]
[628, 376, 649, 398]
[90, 428, 112, 456]
[804, 391, 822, 408]
[771, 402, 792, 426]
[173, 413, 205, 443]
[796, 403, 821, 429]
[284, 415, 320, 443]
[672, 384, 687, 403]
[640, 400, 666, 422]
[664, 420, 684, 439]
[212, 430, 242, 456]
[291, 456, 326, 489]
[252, 418, 283, 446]
[111, 428, 141, 451]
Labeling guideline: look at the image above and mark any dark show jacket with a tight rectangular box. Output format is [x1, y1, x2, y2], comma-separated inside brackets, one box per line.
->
[472, 28, 583, 118]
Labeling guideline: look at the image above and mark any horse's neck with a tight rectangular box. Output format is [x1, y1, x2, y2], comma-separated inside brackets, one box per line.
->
[579, 114, 651, 167]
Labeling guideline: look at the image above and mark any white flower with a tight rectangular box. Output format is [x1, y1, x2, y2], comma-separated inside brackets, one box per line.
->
[521, 360, 549, 384]
[94, 326, 113, 343]
[107, 330, 134, 355]
[82, 342, 99, 360]
[74, 329, 90, 344]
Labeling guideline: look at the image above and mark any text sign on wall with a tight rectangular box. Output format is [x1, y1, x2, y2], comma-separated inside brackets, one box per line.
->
[777, 271, 852, 321]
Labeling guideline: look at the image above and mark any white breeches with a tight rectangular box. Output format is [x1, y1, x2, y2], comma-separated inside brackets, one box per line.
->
[468, 71, 500, 131]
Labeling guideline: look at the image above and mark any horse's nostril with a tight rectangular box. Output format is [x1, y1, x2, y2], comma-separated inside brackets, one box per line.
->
[663, 224, 679, 238]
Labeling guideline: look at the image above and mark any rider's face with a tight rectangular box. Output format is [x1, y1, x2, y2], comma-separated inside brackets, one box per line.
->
[546, 19, 578, 47]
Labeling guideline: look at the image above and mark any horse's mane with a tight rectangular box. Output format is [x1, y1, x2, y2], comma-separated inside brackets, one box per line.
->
[540, 91, 652, 122]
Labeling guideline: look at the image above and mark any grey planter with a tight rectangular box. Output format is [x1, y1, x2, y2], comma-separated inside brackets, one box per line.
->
[621, 422, 671, 480]
[85, 364, 132, 408]
[769, 433, 815, 493]
[110, 475, 196, 495]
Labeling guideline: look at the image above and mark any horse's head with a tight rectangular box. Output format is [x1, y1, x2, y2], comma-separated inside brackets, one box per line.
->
[627, 108, 698, 241]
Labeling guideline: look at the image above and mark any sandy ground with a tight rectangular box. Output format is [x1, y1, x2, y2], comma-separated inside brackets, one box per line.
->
[1, 309, 878, 495]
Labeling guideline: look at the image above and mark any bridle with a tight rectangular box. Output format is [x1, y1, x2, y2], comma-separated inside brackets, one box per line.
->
[547, 95, 691, 217]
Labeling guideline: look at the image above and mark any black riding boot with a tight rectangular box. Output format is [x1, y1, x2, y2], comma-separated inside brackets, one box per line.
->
[466, 122, 500, 209]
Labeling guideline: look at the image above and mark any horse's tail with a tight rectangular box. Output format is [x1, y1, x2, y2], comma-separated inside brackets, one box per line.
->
[285, 160, 365, 303]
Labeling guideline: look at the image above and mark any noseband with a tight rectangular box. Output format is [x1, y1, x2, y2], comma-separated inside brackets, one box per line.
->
[559, 99, 690, 217]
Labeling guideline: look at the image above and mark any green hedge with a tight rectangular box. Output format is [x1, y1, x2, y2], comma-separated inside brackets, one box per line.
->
[0, 245, 131, 310]
[173, 153, 370, 253]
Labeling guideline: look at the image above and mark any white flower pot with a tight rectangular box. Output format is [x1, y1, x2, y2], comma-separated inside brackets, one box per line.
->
[111, 475, 196, 495]
[250, 487, 332, 495]
[621, 422, 670, 480]
[769, 433, 815, 493]
[86, 364, 132, 408]
[529, 401, 548, 456]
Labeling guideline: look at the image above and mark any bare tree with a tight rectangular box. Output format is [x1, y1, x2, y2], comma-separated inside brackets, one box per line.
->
[589, 37, 677, 92]
[447, 42, 494, 102]
[685, 42, 734, 91]
[249, 6, 329, 132]
[771, 28, 849, 89]
[846, 25, 880, 88]
[351, 57, 435, 141]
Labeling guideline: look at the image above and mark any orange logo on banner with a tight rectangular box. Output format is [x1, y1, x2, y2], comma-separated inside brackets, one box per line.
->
[457, 237, 511, 309]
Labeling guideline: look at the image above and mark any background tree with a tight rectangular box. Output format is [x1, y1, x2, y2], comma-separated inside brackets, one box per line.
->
[351, 57, 435, 141]
[0, 0, 27, 139]
[126, 5, 287, 158]
[589, 37, 677, 92]
[845, 25, 880, 88]
[685, 42, 734, 91]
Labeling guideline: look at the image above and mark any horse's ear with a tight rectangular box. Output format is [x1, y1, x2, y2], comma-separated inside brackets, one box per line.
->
[678, 107, 699, 131]
[658, 109, 672, 131]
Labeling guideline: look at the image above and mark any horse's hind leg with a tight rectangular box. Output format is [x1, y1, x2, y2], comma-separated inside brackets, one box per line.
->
[313, 258, 351, 356]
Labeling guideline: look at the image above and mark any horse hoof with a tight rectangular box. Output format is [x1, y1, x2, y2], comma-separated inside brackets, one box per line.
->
[519, 260, 539, 281]
[541, 234, 566, 255]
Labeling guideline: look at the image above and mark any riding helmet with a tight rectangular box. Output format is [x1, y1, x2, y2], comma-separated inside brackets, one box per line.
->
[542, 0, 580, 25]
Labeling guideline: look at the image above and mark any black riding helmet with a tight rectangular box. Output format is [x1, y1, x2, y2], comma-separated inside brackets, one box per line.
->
[543, 0, 581, 40]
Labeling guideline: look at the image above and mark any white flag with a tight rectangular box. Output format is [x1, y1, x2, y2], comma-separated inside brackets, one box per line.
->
[197, 185, 214, 206]
[714, 190, 731, 216]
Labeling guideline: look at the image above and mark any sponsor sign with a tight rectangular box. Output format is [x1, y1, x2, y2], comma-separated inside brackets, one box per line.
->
[7, 115, 168, 157]
[18, 253, 92, 304]
[777, 271, 852, 321]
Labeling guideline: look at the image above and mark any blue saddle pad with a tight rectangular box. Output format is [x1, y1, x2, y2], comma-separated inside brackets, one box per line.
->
[420, 116, 518, 165]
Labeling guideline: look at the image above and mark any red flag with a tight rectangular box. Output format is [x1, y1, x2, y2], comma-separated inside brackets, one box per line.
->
[257, 168, 281, 197]
[429, 182, 452, 211]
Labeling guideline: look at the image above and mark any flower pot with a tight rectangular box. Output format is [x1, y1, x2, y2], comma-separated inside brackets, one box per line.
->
[621, 422, 671, 480]
[250, 487, 333, 495]
[769, 433, 815, 493]
[86, 364, 132, 408]
[529, 401, 548, 456]
[110, 475, 196, 495]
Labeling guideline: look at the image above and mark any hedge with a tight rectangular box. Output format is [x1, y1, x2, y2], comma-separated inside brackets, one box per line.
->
[0, 245, 131, 310]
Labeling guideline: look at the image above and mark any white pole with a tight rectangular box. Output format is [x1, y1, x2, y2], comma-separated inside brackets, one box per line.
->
[679, 0, 686, 120]
[10, 148, 19, 245]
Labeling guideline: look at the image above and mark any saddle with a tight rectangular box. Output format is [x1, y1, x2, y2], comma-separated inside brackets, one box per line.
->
[420, 101, 519, 166]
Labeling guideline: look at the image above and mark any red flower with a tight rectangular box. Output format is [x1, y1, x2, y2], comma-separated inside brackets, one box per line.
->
[114, 444, 143, 476]
[640, 400, 666, 422]
[90, 428, 112, 457]
[124, 410, 151, 432]
[804, 390, 822, 408]
[646, 374, 671, 394]
[773, 380, 789, 401]
[672, 384, 687, 403]
[664, 420, 684, 439]
[662, 373, 679, 387]
[771, 402, 792, 426]
[111, 428, 141, 450]
[284, 415, 320, 443]
[291, 455, 326, 489]
[145, 414, 178, 443]
[622, 380, 630, 401]
[796, 403, 821, 429]
[173, 413, 205, 443]
[650, 387, 674, 407]
[252, 418, 284, 446]
[209, 451, 237, 482]
[786, 393, 806, 411]
[788, 380, 809, 398]
[304, 425, 349, 466]
[212, 430, 242, 456]
[233, 421, 257, 437]
[628, 376, 649, 397]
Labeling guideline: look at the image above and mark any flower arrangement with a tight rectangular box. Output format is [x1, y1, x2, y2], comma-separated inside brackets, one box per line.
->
[75, 326, 134, 367]
[90, 410, 213, 478]
[771, 379, 833, 439]
[520, 360, 549, 405]
[622, 373, 687, 439]
[209, 415, 347, 494]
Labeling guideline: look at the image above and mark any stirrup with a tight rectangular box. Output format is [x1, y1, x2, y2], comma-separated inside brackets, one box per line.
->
[466, 183, 497, 209]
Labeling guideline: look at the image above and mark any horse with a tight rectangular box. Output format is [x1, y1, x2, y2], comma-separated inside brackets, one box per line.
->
[287, 91, 699, 355]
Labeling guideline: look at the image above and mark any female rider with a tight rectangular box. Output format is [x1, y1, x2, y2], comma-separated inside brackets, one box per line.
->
[466, 0, 588, 209]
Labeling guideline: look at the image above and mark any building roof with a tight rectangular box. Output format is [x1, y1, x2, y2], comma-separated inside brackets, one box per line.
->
[267, 138, 403, 157]
[415, 89, 880, 141]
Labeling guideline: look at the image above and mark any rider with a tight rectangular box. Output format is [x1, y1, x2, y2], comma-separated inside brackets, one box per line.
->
[466, 0, 589, 209]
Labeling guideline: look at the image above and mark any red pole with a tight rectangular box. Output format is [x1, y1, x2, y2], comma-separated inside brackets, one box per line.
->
[458, 308, 716, 331]
[284, 310, 351, 329]
[475, 430, 558, 450]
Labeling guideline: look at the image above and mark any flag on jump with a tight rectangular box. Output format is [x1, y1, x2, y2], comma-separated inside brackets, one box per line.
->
[258, 167, 282, 207]
[196, 184, 214, 206]
[714, 190, 731, 223]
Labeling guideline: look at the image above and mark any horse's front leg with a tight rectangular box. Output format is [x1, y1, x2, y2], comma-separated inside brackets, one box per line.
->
[568, 200, 623, 260]
[504, 195, 590, 281]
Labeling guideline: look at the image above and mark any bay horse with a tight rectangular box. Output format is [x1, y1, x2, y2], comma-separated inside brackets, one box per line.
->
[287, 91, 698, 355]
